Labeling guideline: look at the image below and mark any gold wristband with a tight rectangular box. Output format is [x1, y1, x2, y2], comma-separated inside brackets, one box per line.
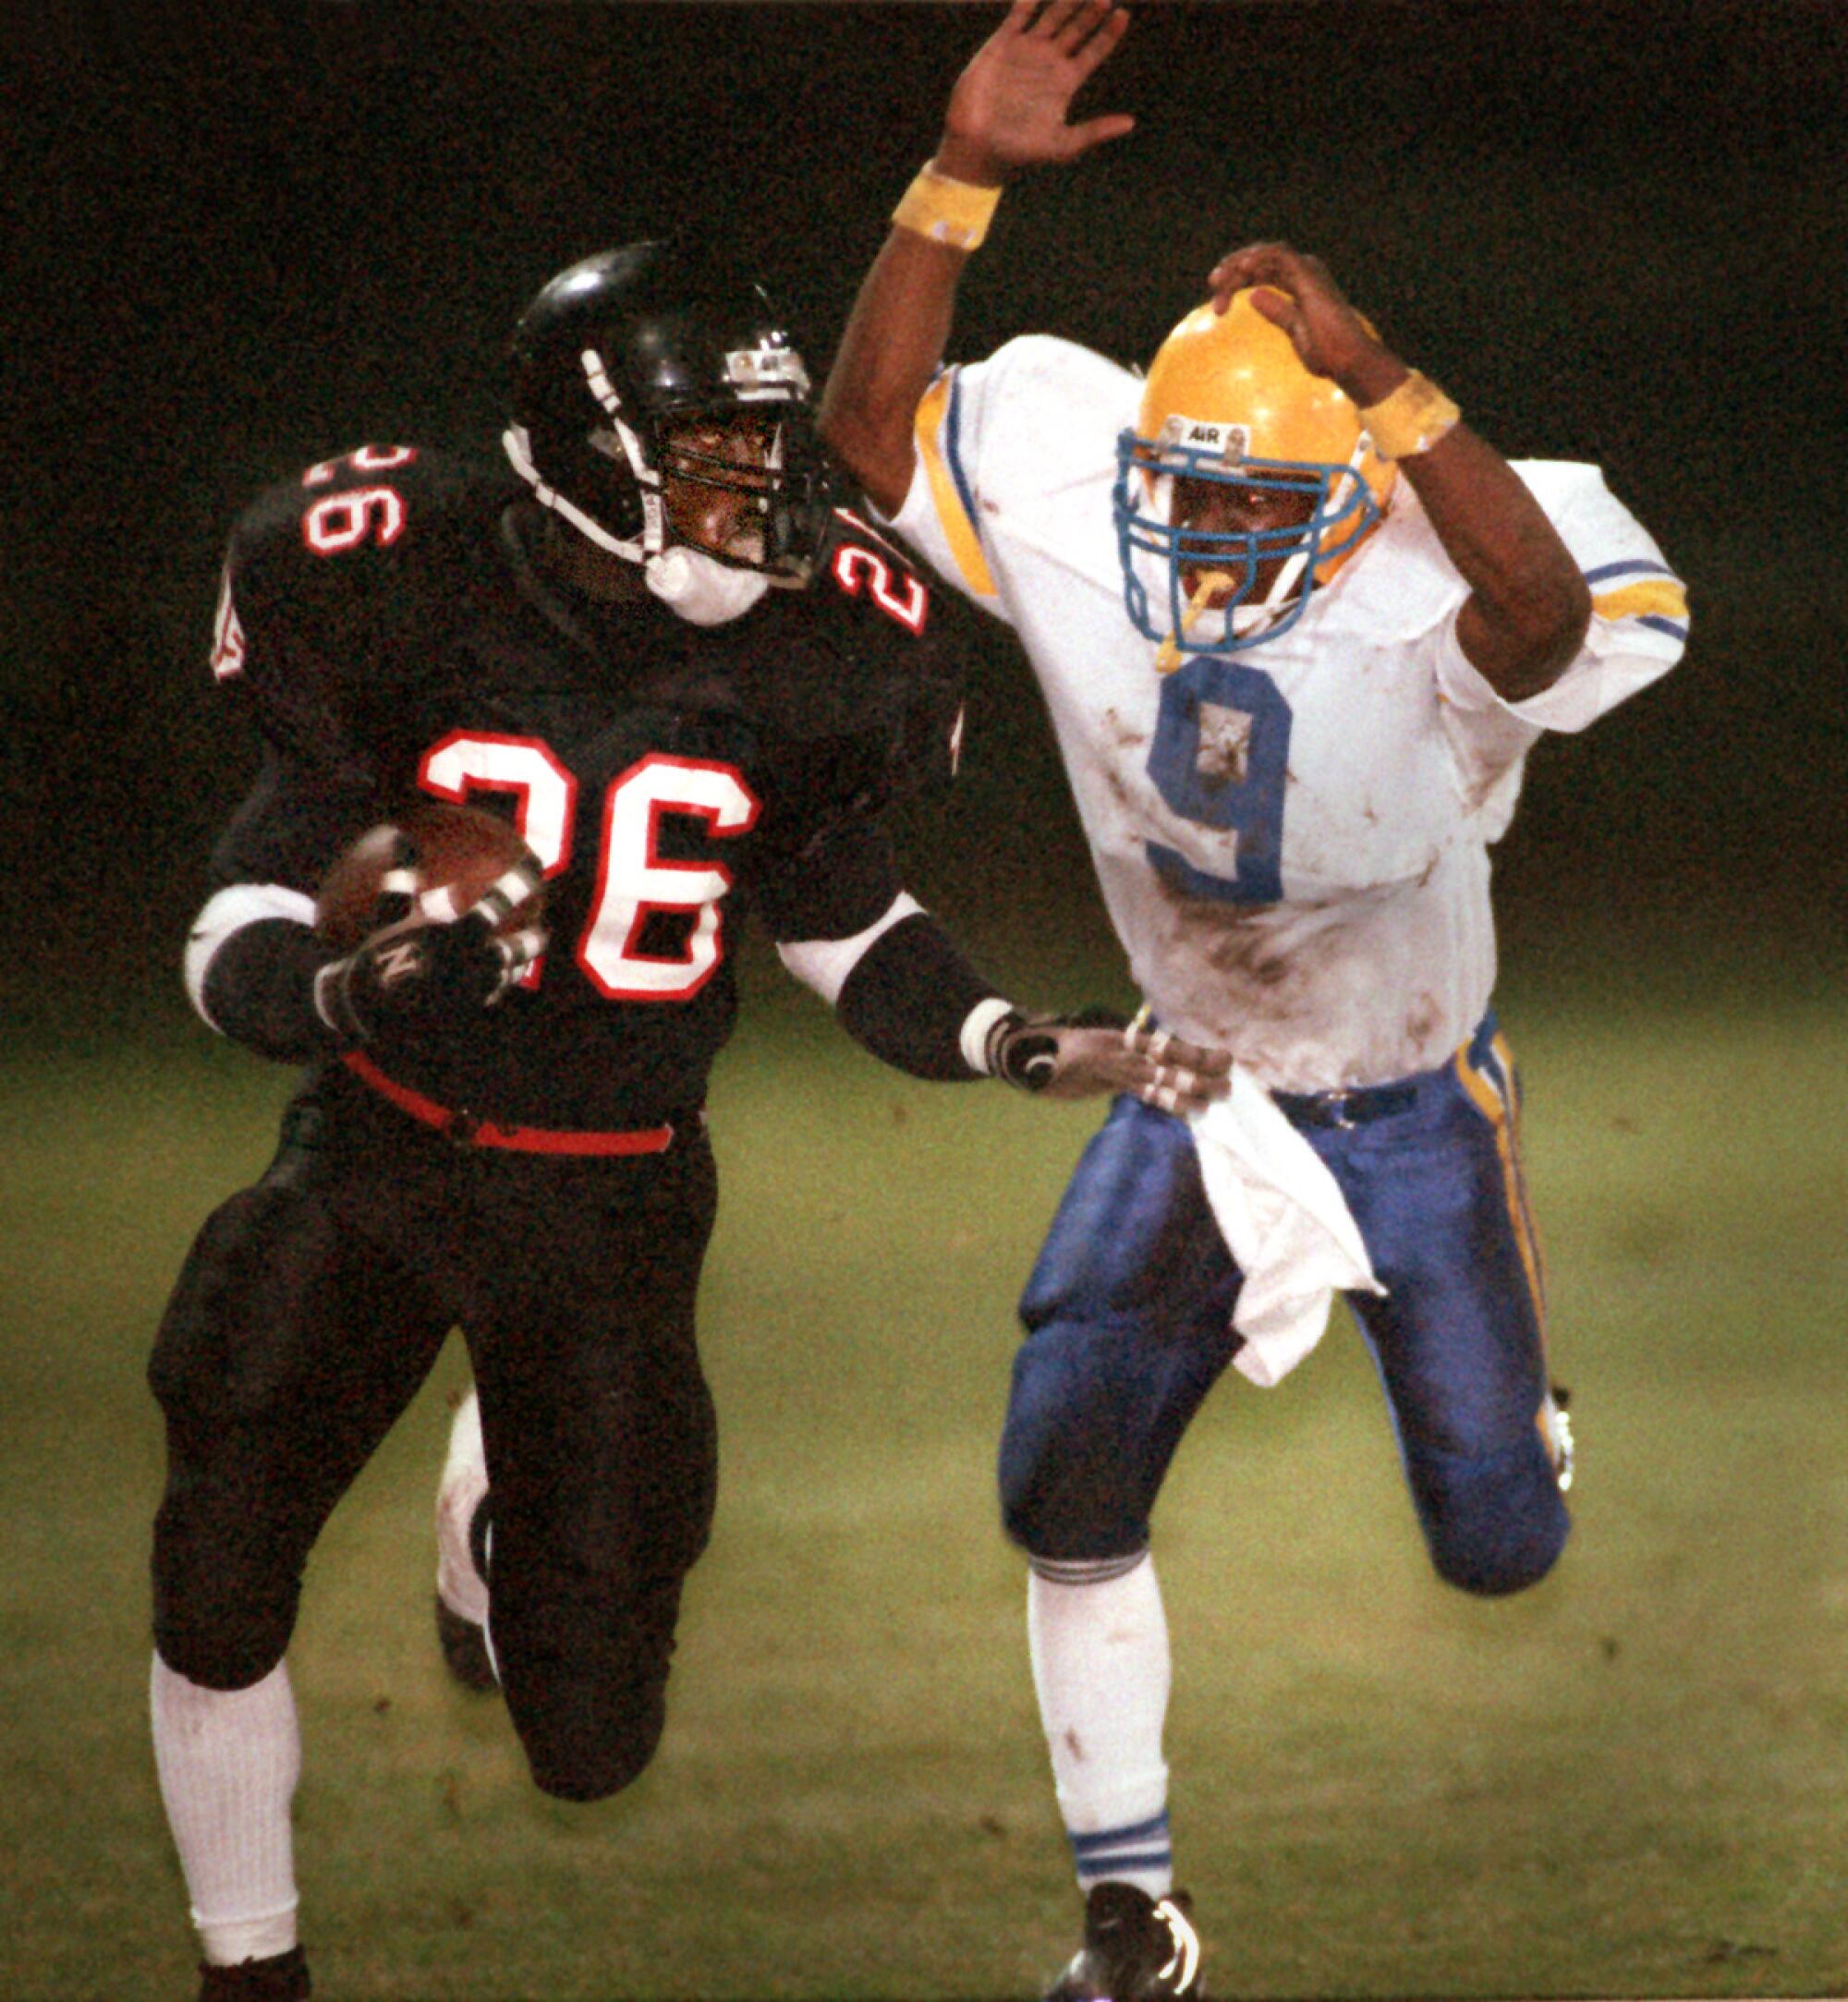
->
[1359, 371, 1461, 460]
[891, 161, 1002, 252]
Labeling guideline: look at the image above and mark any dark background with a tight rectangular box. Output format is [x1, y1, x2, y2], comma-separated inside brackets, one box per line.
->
[6, 1, 1844, 1025]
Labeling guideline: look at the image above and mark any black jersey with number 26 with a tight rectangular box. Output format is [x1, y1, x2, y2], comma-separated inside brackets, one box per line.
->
[205, 443, 963, 1131]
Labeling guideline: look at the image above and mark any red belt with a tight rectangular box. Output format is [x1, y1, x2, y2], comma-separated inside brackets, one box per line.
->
[341, 1050, 675, 1157]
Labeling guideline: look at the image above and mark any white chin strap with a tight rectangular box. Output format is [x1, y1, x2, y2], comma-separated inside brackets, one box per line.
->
[505, 423, 771, 626]
[644, 546, 772, 625]
[1231, 548, 1308, 637]
[505, 423, 645, 562]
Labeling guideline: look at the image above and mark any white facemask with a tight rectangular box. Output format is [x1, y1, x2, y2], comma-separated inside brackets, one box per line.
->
[643, 545, 772, 626]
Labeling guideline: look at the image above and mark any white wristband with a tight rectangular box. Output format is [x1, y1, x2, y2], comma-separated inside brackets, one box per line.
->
[959, 997, 1018, 1076]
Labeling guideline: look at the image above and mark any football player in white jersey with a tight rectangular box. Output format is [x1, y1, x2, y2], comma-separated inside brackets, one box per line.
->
[819, 5, 1689, 1996]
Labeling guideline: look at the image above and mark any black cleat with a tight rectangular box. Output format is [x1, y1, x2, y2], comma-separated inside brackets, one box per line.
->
[198, 1945, 310, 2000]
[1045, 1883, 1205, 2001]
[435, 1593, 499, 1693]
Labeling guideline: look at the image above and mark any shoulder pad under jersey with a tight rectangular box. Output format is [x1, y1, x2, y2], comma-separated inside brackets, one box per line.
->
[210, 443, 520, 755]
[722, 505, 957, 741]
[793, 506, 970, 819]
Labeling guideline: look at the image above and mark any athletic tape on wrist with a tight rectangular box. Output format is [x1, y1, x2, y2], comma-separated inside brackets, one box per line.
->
[960, 997, 1017, 1076]
[1360, 370, 1461, 460]
[892, 162, 1002, 251]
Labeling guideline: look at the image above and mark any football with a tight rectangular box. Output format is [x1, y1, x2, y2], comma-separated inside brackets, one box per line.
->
[315, 799, 546, 951]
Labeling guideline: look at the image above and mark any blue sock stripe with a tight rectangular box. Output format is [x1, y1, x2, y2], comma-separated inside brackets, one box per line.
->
[1076, 1847, 1173, 1881]
[1070, 1812, 1171, 1856]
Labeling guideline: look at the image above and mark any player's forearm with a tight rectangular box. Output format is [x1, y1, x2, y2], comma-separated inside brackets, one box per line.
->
[187, 892, 337, 1062]
[819, 221, 975, 518]
[1392, 425, 1591, 701]
[1298, 299, 1591, 702]
[831, 911, 1007, 1081]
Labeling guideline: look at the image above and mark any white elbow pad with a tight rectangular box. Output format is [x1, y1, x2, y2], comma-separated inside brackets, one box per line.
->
[776, 892, 925, 1007]
[184, 882, 318, 1030]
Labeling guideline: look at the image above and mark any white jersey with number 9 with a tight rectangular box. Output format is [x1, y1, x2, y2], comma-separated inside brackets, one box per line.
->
[888, 335, 1687, 1092]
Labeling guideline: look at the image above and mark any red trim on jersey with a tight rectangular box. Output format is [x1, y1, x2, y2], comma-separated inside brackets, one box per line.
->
[303, 443, 418, 486]
[417, 728, 578, 994]
[577, 751, 759, 1003]
[832, 542, 929, 635]
[341, 1050, 675, 1156]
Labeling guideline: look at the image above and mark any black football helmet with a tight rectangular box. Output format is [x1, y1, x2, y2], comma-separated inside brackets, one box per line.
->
[503, 240, 832, 584]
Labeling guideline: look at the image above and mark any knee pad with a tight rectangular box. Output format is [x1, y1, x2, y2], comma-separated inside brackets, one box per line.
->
[152, 1529, 297, 1692]
[1000, 1428, 1146, 1561]
[152, 1620, 292, 1693]
[998, 1332, 1149, 1561]
[998, 1306, 1237, 1563]
[516, 1693, 666, 1804]
[498, 1566, 687, 1803]
[526, 1697, 665, 1802]
[151, 1451, 303, 1691]
[1407, 1433, 1570, 1596]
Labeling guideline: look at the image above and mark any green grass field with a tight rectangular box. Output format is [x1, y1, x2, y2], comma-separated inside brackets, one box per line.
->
[4, 943, 1845, 2001]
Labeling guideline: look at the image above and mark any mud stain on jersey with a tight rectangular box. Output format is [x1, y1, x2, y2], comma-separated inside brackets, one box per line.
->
[1138, 869, 1476, 1087]
[1099, 708, 1150, 820]
[1102, 762, 1139, 818]
[1218, 930, 1293, 987]
[1152, 882, 1297, 989]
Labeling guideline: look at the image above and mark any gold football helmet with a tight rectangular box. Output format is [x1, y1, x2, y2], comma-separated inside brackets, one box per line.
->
[1113, 289, 1397, 658]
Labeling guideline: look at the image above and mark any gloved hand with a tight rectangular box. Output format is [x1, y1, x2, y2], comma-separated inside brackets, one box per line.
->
[986, 1007, 1233, 1114]
[312, 867, 546, 1047]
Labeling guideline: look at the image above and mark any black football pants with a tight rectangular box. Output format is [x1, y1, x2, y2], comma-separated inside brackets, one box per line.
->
[149, 1075, 720, 1802]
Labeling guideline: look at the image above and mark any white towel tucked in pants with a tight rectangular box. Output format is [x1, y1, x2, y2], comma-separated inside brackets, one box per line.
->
[1188, 1068, 1386, 1387]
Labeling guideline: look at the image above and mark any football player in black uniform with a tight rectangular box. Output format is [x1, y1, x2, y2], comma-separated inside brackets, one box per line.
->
[149, 240, 1231, 2001]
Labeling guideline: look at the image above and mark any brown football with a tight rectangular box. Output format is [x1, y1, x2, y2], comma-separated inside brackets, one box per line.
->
[315, 799, 546, 951]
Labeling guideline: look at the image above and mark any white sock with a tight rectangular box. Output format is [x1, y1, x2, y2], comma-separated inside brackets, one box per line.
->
[151, 1653, 301, 1967]
[434, 1386, 491, 1627]
[1027, 1553, 1174, 1897]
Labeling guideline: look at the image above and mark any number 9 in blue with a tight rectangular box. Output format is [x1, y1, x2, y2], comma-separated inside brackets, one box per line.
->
[1144, 657, 1292, 904]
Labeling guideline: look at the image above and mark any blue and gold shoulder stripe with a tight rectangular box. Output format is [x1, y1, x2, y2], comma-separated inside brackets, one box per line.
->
[1583, 558, 1688, 645]
[912, 368, 997, 599]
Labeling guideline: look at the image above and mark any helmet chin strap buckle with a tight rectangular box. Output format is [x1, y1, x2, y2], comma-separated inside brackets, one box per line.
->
[644, 546, 773, 626]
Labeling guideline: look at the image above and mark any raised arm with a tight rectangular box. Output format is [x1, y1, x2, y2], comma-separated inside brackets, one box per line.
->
[819, 0, 1134, 516]
[1206, 242, 1590, 701]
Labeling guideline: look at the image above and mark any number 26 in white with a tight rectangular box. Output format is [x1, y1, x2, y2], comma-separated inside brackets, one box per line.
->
[419, 732, 759, 1002]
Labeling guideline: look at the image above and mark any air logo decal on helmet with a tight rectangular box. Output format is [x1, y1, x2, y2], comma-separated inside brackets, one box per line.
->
[1164, 418, 1250, 464]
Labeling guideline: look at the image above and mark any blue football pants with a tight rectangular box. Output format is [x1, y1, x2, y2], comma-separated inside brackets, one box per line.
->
[998, 1016, 1570, 1596]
